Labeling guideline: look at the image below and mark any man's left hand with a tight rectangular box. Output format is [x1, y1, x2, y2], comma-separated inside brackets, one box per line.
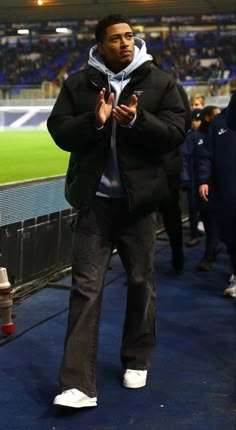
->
[112, 94, 138, 126]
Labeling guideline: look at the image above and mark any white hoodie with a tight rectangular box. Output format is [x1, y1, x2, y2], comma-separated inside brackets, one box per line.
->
[88, 38, 152, 198]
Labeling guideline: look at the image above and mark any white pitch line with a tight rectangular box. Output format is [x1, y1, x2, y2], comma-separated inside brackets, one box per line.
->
[10, 109, 39, 128]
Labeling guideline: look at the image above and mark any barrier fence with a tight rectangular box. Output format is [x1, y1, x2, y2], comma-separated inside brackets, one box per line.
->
[0, 177, 76, 288]
[0, 176, 189, 291]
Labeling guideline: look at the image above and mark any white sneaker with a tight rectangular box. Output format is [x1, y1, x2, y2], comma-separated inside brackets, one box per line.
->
[197, 221, 205, 233]
[229, 273, 236, 283]
[224, 274, 236, 297]
[53, 388, 97, 408]
[123, 369, 147, 389]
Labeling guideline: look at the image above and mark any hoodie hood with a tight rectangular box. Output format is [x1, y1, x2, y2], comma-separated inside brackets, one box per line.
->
[88, 37, 152, 81]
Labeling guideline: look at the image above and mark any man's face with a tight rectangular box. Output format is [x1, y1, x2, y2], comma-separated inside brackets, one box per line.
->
[98, 23, 135, 73]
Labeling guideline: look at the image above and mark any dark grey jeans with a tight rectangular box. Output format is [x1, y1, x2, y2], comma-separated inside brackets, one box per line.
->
[59, 197, 157, 397]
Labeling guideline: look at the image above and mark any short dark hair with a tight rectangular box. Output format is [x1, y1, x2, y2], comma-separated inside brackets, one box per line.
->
[95, 14, 132, 43]
[200, 105, 219, 120]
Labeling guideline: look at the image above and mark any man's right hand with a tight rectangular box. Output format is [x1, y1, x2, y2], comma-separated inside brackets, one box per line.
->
[95, 88, 114, 127]
[199, 184, 209, 201]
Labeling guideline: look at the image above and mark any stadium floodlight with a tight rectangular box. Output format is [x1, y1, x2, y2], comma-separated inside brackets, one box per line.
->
[37, 0, 44, 5]
[17, 29, 30, 35]
[56, 27, 70, 34]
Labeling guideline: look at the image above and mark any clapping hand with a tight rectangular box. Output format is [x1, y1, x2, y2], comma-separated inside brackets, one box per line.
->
[112, 94, 138, 126]
[95, 87, 114, 127]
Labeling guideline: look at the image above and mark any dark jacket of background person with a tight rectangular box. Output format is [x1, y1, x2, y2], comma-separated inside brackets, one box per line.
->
[181, 105, 221, 190]
[197, 108, 236, 244]
[147, 59, 190, 272]
[47, 63, 186, 215]
[226, 90, 236, 130]
[158, 83, 191, 271]
[181, 121, 210, 188]
[148, 57, 192, 178]
[180, 109, 219, 247]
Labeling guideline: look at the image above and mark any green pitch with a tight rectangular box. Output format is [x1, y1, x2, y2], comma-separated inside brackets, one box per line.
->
[0, 130, 69, 184]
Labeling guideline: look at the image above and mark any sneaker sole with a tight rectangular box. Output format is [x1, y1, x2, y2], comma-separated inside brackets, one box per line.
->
[224, 292, 236, 298]
[123, 380, 146, 389]
[53, 398, 97, 408]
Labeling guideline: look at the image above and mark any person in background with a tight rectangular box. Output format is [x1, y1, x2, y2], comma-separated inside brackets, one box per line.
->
[160, 84, 191, 273]
[191, 108, 202, 131]
[189, 93, 206, 235]
[181, 106, 221, 262]
[47, 14, 185, 409]
[190, 93, 205, 110]
[194, 106, 221, 271]
[151, 59, 192, 273]
[199, 78, 236, 296]
[181, 108, 202, 247]
[226, 88, 236, 130]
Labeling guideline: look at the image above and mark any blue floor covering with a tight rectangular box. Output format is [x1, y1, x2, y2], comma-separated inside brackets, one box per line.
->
[0, 225, 235, 430]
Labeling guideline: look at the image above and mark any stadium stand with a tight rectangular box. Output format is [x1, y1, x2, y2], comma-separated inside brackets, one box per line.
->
[0, 24, 235, 97]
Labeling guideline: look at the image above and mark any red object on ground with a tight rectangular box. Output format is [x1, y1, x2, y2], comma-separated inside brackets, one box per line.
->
[0, 267, 15, 335]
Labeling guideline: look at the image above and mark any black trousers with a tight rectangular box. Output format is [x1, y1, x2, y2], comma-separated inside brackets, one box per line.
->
[225, 215, 236, 274]
[186, 186, 200, 239]
[161, 189, 183, 256]
[200, 204, 218, 260]
[59, 197, 157, 397]
[160, 175, 184, 260]
[215, 204, 236, 273]
[229, 242, 236, 274]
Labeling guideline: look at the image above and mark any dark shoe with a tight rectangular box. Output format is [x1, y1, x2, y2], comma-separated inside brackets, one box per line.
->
[186, 238, 199, 247]
[172, 254, 184, 273]
[197, 258, 213, 271]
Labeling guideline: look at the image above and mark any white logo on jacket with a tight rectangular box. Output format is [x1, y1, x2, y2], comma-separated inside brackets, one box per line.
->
[218, 128, 228, 135]
[133, 90, 144, 98]
[197, 139, 204, 145]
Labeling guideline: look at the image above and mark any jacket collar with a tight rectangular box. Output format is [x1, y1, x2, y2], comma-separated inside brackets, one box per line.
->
[88, 61, 151, 93]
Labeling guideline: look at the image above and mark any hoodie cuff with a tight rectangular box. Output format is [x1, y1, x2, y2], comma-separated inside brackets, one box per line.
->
[121, 113, 137, 128]
[95, 124, 104, 131]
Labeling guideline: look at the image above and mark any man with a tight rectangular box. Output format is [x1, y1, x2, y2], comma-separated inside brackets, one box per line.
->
[47, 14, 185, 409]
[198, 78, 236, 296]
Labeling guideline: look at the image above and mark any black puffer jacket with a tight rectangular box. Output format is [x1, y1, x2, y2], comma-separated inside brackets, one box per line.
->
[47, 62, 185, 214]
[162, 83, 192, 178]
